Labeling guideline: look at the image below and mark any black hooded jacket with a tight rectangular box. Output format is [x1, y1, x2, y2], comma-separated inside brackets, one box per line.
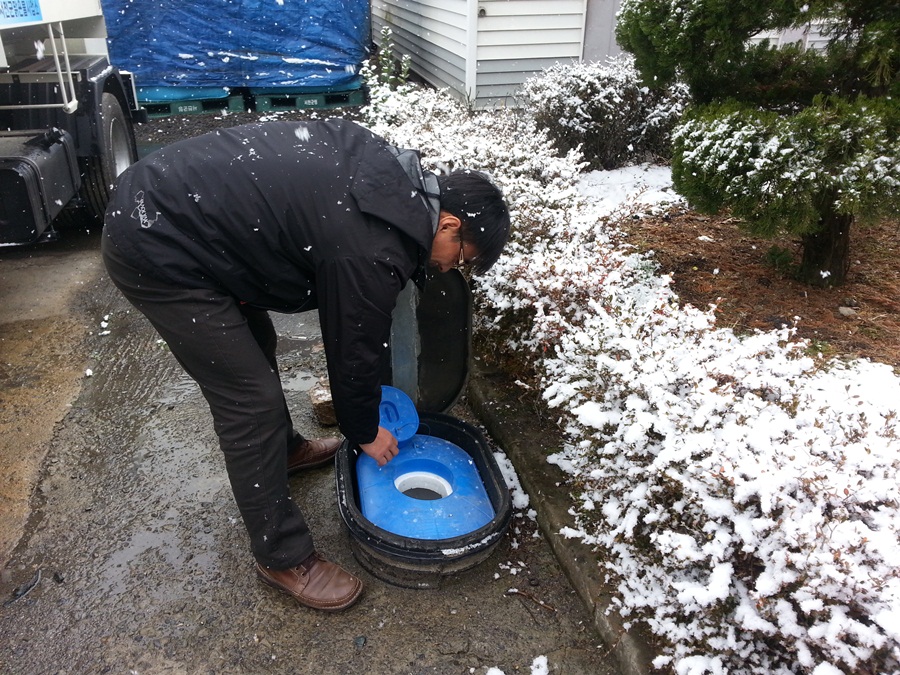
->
[103, 119, 440, 445]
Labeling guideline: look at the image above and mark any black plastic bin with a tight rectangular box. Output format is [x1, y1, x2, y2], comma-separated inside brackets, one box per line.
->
[335, 411, 513, 589]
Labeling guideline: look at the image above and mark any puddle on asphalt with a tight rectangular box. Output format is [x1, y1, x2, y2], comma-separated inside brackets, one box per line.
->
[155, 376, 199, 407]
[97, 375, 233, 599]
[282, 370, 317, 392]
[85, 330, 323, 602]
[101, 525, 194, 597]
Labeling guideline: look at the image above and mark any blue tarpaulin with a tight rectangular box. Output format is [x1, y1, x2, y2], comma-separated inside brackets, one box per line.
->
[103, 0, 369, 97]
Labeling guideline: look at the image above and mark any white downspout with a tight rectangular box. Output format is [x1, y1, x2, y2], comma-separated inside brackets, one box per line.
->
[465, 0, 479, 107]
[579, 0, 588, 61]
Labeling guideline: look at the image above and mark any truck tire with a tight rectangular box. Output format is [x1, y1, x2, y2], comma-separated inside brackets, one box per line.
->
[82, 92, 136, 220]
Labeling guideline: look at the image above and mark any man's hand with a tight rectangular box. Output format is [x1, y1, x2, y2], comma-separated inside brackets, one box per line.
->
[359, 426, 400, 466]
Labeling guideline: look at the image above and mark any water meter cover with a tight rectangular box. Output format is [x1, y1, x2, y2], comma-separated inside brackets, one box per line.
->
[379, 385, 419, 443]
[356, 435, 495, 540]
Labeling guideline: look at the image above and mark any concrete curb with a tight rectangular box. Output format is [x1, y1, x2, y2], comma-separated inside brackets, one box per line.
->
[468, 366, 656, 675]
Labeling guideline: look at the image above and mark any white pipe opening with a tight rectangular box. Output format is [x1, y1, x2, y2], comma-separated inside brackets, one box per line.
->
[394, 471, 453, 499]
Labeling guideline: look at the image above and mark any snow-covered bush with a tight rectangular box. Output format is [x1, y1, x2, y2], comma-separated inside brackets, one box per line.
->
[519, 57, 688, 171]
[361, 66, 900, 675]
[672, 96, 900, 226]
[547, 305, 900, 673]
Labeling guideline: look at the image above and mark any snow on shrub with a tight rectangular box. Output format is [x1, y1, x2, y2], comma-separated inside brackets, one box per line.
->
[672, 97, 900, 238]
[547, 301, 900, 673]
[519, 57, 689, 171]
[361, 63, 900, 674]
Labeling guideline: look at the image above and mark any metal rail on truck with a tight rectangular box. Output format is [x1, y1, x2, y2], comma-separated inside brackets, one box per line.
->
[0, 22, 78, 113]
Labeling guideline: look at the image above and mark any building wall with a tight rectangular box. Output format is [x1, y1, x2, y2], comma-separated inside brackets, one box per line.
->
[474, 0, 584, 107]
[372, 0, 469, 99]
[374, 0, 588, 108]
[582, 0, 622, 62]
[748, 23, 831, 51]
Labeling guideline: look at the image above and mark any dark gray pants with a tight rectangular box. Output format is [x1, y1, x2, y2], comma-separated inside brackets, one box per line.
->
[102, 233, 314, 569]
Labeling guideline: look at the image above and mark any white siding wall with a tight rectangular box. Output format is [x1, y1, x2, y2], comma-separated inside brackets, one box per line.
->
[475, 0, 584, 107]
[372, 0, 469, 99]
[373, 0, 588, 108]
[375, 2, 835, 109]
[749, 23, 831, 51]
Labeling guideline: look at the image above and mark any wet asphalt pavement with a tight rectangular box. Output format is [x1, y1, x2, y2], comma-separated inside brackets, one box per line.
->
[0, 233, 613, 674]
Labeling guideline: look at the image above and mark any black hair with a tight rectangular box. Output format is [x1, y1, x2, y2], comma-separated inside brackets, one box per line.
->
[437, 170, 511, 275]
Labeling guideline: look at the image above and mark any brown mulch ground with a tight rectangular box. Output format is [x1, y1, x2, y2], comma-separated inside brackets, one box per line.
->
[620, 211, 900, 371]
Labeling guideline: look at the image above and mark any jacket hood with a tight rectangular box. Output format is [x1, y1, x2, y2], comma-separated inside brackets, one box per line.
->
[349, 137, 440, 254]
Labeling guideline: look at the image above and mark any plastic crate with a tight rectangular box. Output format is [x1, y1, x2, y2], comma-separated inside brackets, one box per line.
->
[253, 88, 365, 112]
[143, 95, 245, 118]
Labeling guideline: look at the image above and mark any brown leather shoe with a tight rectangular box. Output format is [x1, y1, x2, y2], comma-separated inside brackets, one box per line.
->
[257, 553, 363, 611]
[286, 437, 341, 474]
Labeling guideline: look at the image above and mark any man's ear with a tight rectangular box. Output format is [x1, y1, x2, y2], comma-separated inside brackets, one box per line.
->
[438, 211, 461, 232]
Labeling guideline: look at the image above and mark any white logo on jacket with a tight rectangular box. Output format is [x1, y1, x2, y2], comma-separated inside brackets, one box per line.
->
[131, 190, 160, 229]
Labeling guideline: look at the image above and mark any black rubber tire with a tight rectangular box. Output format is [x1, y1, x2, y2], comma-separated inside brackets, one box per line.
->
[82, 92, 136, 220]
